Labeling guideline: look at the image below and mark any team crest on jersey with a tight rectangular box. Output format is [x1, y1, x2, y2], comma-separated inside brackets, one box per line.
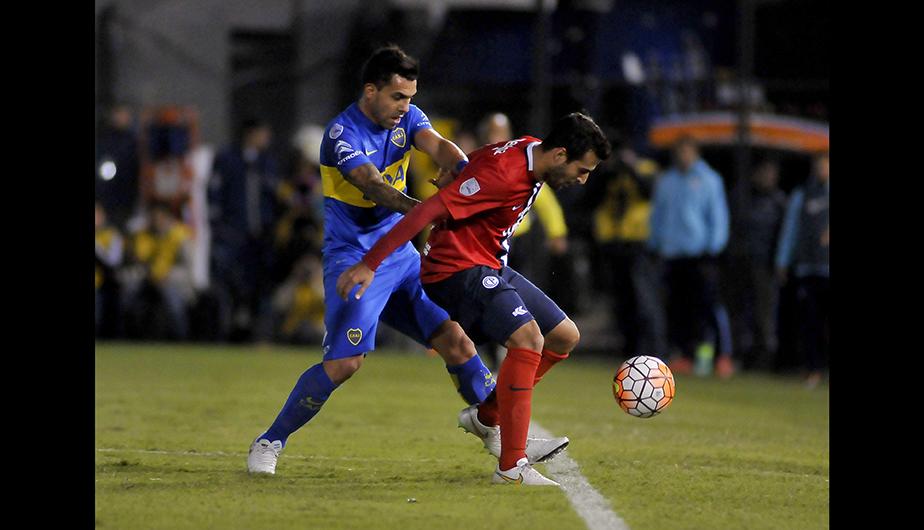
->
[390, 127, 406, 148]
[460, 177, 481, 197]
[482, 276, 499, 289]
[347, 328, 363, 346]
[330, 123, 344, 139]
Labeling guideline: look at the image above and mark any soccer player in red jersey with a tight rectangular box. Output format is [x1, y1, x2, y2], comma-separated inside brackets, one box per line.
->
[337, 113, 611, 485]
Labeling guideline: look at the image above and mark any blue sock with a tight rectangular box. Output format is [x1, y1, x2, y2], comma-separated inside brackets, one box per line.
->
[261, 363, 338, 447]
[446, 354, 496, 405]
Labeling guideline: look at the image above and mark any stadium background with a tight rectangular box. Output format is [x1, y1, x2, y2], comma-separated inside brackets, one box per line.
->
[94, 0, 828, 379]
[93, 2, 830, 528]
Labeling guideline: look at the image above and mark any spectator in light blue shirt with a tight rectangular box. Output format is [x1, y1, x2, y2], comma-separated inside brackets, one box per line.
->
[648, 141, 729, 258]
[649, 136, 733, 377]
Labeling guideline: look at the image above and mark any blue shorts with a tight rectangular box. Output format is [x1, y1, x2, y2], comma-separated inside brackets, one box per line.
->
[423, 265, 567, 347]
[322, 249, 450, 360]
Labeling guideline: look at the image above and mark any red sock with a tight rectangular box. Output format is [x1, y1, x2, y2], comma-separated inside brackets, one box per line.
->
[534, 349, 569, 386]
[496, 347, 542, 470]
[477, 392, 499, 427]
[478, 349, 569, 427]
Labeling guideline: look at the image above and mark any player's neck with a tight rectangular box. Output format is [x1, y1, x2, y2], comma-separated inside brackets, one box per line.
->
[531, 147, 555, 182]
[357, 99, 383, 130]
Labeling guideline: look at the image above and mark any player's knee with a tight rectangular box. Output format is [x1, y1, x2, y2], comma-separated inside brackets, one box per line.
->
[431, 321, 477, 365]
[545, 318, 580, 354]
[323, 355, 364, 384]
[506, 320, 544, 352]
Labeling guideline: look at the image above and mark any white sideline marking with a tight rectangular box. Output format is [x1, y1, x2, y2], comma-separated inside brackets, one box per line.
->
[530, 422, 630, 530]
[101, 431, 633, 530]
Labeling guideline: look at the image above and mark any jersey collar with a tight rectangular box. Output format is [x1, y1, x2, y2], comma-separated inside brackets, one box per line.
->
[526, 141, 541, 180]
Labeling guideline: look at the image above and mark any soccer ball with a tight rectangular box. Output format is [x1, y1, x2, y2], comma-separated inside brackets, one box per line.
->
[613, 355, 675, 418]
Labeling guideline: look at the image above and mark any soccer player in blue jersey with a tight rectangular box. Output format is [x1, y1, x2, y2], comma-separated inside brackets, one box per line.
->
[248, 45, 564, 474]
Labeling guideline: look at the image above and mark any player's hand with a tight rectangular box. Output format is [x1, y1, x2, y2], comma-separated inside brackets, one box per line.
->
[428, 167, 455, 189]
[337, 262, 376, 300]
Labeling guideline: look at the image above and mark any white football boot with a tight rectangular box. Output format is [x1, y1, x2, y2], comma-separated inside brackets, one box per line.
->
[247, 438, 283, 474]
[492, 457, 560, 486]
[458, 405, 570, 464]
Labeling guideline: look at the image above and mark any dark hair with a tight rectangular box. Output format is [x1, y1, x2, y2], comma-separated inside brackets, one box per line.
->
[361, 45, 419, 88]
[541, 113, 611, 162]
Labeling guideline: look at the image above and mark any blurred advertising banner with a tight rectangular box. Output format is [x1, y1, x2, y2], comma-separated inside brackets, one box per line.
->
[649, 112, 829, 153]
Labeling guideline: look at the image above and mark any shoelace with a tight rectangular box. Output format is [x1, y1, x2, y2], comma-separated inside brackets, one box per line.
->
[255, 443, 280, 459]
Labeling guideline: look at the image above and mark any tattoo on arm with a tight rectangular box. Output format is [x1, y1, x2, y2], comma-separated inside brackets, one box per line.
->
[345, 163, 420, 214]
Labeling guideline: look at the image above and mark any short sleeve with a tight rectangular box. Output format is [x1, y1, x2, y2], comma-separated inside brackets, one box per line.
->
[407, 105, 433, 144]
[321, 123, 371, 175]
[437, 158, 510, 220]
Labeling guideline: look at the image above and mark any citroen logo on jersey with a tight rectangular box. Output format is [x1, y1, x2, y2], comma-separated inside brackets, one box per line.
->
[482, 276, 499, 289]
[335, 140, 354, 157]
[347, 328, 363, 346]
[390, 127, 406, 148]
[512, 306, 528, 317]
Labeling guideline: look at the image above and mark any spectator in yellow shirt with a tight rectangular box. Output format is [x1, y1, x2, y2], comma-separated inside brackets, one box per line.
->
[96, 202, 124, 337]
[124, 201, 195, 340]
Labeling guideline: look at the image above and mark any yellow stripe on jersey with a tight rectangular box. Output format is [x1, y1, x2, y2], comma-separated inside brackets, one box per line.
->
[321, 151, 412, 208]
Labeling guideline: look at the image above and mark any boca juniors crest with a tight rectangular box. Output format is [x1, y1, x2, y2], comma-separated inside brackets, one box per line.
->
[390, 127, 406, 148]
[347, 328, 363, 346]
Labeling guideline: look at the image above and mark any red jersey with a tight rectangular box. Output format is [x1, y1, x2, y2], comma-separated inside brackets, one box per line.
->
[421, 136, 544, 283]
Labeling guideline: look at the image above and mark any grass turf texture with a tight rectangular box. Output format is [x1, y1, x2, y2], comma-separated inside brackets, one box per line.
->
[96, 343, 828, 529]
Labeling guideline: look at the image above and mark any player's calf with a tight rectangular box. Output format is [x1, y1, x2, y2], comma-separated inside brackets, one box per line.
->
[429, 320, 477, 365]
[248, 356, 359, 474]
[431, 320, 496, 405]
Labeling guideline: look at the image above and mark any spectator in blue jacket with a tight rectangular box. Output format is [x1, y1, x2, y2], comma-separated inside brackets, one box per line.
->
[208, 118, 280, 342]
[726, 158, 787, 371]
[649, 136, 733, 377]
[775, 151, 829, 388]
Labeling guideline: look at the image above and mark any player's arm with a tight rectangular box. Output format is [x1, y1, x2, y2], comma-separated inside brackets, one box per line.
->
[413, 128, 469, 189]
[345, 162, 420, 214]
[336, 194, 450, 300]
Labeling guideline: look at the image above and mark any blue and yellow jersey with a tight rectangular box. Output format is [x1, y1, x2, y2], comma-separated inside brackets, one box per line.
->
[319, 102, 432, 257]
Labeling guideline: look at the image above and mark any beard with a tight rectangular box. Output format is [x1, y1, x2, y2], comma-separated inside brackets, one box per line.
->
[545, 166, 571, 190]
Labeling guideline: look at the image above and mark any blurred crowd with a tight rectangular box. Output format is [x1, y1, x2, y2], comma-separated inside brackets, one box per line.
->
[95, 105, 828, 387]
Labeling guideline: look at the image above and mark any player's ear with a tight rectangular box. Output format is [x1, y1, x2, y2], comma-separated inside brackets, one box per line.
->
[362, 83, 377, 100]
[554, 147, 568, 163]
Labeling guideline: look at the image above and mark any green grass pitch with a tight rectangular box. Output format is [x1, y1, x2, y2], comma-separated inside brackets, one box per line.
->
[95, 343, 828, 529]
